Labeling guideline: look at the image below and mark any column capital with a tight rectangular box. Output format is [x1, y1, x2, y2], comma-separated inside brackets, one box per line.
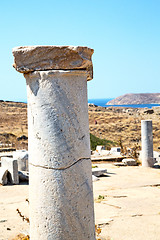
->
[12, 45, 94, 80]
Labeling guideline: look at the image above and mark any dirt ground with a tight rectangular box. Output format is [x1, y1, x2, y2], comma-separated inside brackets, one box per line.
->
[89, 105, 160, 151]
[0, 163, 160, 240]
[1, 101, 160, 152]
[94, 163, 160, 240]
[0, 183, 29, 240]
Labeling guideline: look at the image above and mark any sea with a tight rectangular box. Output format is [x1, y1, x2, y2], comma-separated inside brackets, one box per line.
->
[88, 98, 160, 109]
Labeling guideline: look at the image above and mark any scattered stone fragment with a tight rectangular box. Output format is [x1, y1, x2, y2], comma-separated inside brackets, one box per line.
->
[122, 158, 137, 166]
[153, 163, 160, 168]
[92, 168, 107, 177]
[1, 157, 19, 184]
[110, 147, 121, 155]
[92, 175, 99, 182]
[13, 150, 28, 171]
[114, 162, 126, 167]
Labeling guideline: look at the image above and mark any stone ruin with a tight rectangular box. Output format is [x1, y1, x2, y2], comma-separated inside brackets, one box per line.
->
[0, 45, 155, 240]
[12, 46, 96, 240]
[141, 120, 154, 167]
[0, 150, 29, 185]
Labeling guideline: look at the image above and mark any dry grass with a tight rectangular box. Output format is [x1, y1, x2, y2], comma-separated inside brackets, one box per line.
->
[1, 101, 160, 151]
[89, 105, 160, 151]
[0, 101, 28, 150]
[11, 234, 29, 240]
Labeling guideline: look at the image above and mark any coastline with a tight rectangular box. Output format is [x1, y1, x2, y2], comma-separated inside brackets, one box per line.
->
[1, 99, 160, 109]
[88, 98, 160, 109]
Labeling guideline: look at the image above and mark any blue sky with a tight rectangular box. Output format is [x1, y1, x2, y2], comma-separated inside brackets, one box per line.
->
[0, 0, 160, 101]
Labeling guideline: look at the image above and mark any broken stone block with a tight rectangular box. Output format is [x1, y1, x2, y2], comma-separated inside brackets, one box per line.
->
[1, 157, 19, 184]
[114, 162, 126, 167]
[122, 158, 137, 166]
[13, 150, 28, 171]
[92, 175, 99, 182]
[110, 147, 121, 155]
[92, 168, 107, 177]
[12, 46, 94, 80]
[0, 168, 8, 185]
[18, 171, 29, 182]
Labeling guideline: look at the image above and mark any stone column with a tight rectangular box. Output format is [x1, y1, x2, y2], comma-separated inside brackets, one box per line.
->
[12, 46, 95, 240]
[141, 120, 154, 167]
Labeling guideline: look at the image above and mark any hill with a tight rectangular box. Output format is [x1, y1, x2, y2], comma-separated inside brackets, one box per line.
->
[0, 101, 28, 149]
[1, 100, 160, 151]
[88, 104, 160, 151]
[106, 93, 160, 105]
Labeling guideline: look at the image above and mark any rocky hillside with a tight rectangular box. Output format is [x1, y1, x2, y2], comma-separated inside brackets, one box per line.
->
[1, 100, 160, 151]
[0, 101, 28, 149]
[107, 93, 160, 105]
[88, 105, 160, 151]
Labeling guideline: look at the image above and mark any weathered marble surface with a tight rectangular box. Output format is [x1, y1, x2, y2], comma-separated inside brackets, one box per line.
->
[29, 160, 94, 239]
[12, 44, 95, 239]
[122, 158, 137, 166]
[1, 157, 19, 184]
[141, 120, 154, 167]
[25, 70, 91, 169]
[92, 168, 107, 177]
[25, 70, 95, 239]
[12, 46, 94, 80]
[13, 150, 28, 171]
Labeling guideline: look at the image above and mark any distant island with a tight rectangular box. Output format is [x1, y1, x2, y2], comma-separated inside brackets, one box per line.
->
[106, 93, 160, 105]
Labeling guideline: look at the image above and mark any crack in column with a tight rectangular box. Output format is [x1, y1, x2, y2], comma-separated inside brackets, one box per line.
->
[29, 157, 91, 170]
